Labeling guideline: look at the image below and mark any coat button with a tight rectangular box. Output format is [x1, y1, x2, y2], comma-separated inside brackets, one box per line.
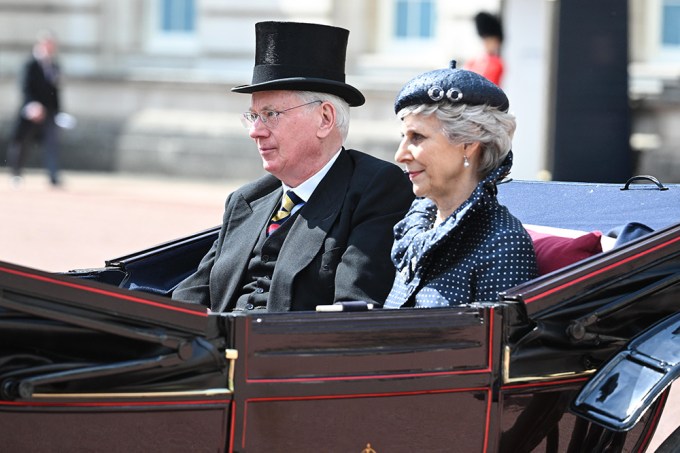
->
[245, 303, 255, 310]
[255, 287, 264, 294]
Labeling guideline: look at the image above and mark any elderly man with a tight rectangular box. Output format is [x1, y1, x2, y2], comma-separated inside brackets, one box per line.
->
[172, 21, 413, 312]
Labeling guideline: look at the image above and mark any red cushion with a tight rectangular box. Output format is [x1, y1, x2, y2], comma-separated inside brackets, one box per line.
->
[526, 229, 603, 275]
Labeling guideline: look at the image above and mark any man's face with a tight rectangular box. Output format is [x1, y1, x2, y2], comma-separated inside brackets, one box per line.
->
[40, 39, 57, 58]
[246, 90, 324, 187]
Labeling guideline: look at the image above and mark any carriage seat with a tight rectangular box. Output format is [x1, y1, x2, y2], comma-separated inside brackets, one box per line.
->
[524, 224, 616, 275]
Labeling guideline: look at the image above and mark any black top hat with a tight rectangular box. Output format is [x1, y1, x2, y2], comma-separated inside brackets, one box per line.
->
[231, 21, 365, 107]
[394, 60, 509, 113]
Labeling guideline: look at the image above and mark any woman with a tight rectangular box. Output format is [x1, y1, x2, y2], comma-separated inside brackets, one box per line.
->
[384, 61, 537, 308]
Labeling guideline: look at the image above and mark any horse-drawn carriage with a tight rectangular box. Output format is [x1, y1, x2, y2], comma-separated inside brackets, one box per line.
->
[1, 177, 679, 452]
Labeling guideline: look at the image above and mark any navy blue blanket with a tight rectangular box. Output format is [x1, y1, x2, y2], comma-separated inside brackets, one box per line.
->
[497, 179, 680, 236]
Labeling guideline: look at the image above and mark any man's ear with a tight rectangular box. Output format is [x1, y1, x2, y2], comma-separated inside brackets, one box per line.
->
[317, 102, 335, 139]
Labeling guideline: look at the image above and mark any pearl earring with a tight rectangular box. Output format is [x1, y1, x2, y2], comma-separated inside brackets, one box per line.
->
[463, 155, 470, 168]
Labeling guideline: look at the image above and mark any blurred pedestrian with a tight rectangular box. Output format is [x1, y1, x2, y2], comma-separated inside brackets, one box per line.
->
[6, 30, 63, 187]
[464, 12, 504, 87]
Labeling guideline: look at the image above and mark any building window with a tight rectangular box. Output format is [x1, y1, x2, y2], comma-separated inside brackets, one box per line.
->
[395, 0, 435, 39]
[161, 0, 195, 33]
[662, 0, 680, 46]
[146, 0, 197, 54]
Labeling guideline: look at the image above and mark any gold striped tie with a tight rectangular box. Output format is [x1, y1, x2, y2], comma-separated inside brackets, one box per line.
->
[267, 190, 303, 235]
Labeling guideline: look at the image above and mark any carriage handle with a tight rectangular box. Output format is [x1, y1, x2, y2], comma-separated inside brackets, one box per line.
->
[620, 175, 668, 191]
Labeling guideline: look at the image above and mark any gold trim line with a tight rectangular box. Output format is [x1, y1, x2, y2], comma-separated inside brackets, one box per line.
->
[503, 346, 596, 384]
[31, 388, 232, 399]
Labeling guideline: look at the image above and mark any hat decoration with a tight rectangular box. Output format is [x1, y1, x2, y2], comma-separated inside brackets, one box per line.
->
[394, 60, 509, 113]
[232, 21, 365, 107]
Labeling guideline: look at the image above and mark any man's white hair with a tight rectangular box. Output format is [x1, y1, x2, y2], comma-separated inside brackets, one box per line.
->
[295, 91, 351, 142]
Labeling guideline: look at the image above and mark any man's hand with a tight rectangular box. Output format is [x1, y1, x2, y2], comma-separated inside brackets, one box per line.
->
[23, 101, 46, 123]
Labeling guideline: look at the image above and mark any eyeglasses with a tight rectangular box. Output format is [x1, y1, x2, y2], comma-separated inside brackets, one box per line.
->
[241, 100, 322, 129]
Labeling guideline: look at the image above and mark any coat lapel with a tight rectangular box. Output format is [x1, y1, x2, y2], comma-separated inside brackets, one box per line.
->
[268, 150, 352, 311]
[210, 182, 281, 312]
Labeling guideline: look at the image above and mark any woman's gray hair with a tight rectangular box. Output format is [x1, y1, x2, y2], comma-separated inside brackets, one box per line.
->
[296, 91, 351, 142]
[397, 102, 516, 177]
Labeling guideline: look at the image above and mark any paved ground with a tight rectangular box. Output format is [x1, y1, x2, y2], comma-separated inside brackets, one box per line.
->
[0, 169, 245, 272]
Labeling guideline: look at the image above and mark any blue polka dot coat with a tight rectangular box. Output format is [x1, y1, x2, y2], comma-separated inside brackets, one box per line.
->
[384, 152, 538, 308]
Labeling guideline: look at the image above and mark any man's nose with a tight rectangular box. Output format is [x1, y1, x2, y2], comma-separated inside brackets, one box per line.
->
[249, 118, 269, 138]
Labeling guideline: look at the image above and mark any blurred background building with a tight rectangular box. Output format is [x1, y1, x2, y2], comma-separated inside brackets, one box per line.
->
[0, 0, 678, 183]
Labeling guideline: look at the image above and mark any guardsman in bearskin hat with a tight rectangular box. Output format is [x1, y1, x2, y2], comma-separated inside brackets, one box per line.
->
[464, 12, 505, 86]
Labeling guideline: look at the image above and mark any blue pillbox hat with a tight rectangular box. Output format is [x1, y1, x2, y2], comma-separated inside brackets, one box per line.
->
[394, 60, 509, 114]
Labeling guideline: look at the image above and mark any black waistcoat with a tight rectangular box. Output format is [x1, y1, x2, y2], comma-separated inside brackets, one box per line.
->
[233, 212, 299, 311]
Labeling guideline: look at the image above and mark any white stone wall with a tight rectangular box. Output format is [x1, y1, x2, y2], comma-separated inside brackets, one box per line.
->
[1, 0, 677, 182]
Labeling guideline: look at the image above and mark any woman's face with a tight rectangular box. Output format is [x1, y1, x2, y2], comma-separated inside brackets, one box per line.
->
[395, 113, 470, 207]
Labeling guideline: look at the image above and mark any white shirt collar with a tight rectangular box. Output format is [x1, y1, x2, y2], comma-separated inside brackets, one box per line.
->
[281, 148, 342, 202]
